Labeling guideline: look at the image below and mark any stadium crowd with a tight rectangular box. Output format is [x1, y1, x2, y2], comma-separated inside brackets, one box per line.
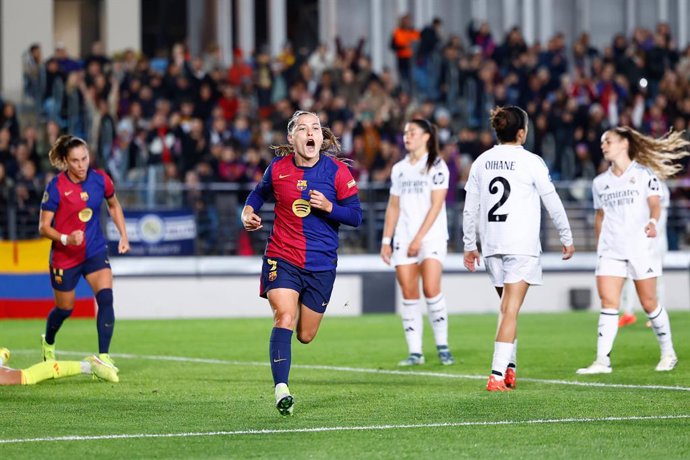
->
[1, 16, 690, 249]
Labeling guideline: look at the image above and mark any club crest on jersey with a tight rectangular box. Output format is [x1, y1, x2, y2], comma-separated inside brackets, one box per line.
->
[629, 177, 636, 184]
[292, 199, 311, 217]
[268, 271, 277, 281]
[296, 180, 308, 191]
[79, 208, 94, 222]
[80, 191, 89, 201]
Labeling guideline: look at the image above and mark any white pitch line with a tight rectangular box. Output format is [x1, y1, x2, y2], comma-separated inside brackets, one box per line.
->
[11, 349, 690, 392]
[1, 414, 689, 445]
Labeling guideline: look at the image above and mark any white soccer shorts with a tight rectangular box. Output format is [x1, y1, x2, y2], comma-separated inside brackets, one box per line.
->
[595, 256, 662, 280]
[392, 239, 447, 267]
[484, 254, 543, 287]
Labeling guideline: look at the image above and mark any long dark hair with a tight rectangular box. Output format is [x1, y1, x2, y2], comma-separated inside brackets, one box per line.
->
[48, 135, 88, 169]
[490, 106, 528, 143]
[409, 118, 440, 172]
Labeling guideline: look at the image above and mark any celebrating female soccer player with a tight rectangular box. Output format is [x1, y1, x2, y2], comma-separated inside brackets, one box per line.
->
[380, 119, 455, 367]
[577, 127, 689, 374]
[463, 106, 574, 391]
[241, 111, 362, 416]
[0, 347, 118, 385]
[38, 135, 128, 375]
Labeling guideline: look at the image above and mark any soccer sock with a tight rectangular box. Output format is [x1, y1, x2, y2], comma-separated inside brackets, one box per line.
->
[269, 327, 293, 386]
[401, 298, 423, 355]
[508, 339, 518, 370]
[96, 289, 115, 354]
[20, 361, 81, 385]
[491, 341, 513, 379]
[647, 305, 675, 356]
[44, 307, 73, 345]
[596, 308, 619, 365]
[426, 293, 449, 348]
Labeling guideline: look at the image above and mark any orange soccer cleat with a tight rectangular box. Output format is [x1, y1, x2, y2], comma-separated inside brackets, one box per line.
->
[486, 374, 511, 392]
[504, 367, 516, 389]
[618, 313, 637, 328]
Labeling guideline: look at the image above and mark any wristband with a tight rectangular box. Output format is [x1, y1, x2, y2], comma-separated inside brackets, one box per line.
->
[648, 218, 658, 226]
[60, 234, 68, 246]
[381, 236, 392, 245]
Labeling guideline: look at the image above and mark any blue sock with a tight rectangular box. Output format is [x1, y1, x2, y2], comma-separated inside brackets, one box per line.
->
[269, 327, 293, 386]
[45, 307, 73, 344]
[96, 289, 115, 354]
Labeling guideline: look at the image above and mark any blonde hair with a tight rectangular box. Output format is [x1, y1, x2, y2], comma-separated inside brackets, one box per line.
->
[270, 110, 343, 158]
[610, 126, 690, 180]
[48, 135, 88, 170]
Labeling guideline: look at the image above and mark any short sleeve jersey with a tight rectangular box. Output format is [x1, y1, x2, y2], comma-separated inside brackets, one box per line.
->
[245, 154, 360, 271]
[592, 161, 663, 259]
[389, 154, 449, 243]
[41, 169, 114, 269]
[464, 145, 555, 257]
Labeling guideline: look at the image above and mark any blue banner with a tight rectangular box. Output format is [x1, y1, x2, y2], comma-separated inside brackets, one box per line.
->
[107, 210, 197, 256]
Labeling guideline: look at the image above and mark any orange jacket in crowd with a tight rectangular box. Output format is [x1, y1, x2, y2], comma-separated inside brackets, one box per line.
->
[391, 27, 420, 59]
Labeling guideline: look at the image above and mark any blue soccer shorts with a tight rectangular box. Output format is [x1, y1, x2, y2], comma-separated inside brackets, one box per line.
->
[260, 257, 336, 313]
[50, 251, 111, 291]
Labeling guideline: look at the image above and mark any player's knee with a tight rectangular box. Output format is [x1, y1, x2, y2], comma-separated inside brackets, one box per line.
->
[422, 286, 440, 299]
[96, 288, 113, 307]
[273, 312, 296, 329]
[297, 330, 317, 344]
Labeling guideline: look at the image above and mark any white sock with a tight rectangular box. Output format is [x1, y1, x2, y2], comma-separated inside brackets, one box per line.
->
[80, 361, 91, 374]
[596, 308, 619, 365]
[508, 339, 518, 369]
[401, 298, 423, 355]
[647, 305, 675, 356]
[426, 293, 448, 348]
[491, 341, 514, 379]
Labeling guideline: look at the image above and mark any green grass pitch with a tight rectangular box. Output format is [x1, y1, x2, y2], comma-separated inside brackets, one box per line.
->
[1, 311, 689, 459]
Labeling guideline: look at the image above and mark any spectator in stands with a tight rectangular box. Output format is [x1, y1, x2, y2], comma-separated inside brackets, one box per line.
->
[391, 14, 420, 94]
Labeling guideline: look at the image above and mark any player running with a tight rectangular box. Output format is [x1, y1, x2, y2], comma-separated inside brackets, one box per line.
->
[241, 111, 362, 415]
[38, 135, 128, 375]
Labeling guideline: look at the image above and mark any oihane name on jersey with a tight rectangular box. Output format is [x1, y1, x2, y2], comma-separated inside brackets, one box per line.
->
[598, 188, 640, 207]
[485, 160, 516, 170]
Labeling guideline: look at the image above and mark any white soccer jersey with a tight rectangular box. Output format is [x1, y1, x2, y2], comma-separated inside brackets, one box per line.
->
[389, 153, 449, 243]
[463, 144, 571, 257]
[592, 161, 663, 260]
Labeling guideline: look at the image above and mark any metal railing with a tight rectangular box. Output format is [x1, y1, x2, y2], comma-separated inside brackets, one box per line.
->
[2, 180, 689, 255]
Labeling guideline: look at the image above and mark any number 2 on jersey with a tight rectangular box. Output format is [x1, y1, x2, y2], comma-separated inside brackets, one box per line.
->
[488, 176, 511, 222]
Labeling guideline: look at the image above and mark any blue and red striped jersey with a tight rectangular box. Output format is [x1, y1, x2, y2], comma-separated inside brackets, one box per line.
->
[41, 168, 114, 269]
[245, 154, 362, 271]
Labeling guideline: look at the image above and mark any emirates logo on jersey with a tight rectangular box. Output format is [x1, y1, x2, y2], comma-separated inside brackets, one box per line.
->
[296, 180, 308, 191]
[292, 199, 311, 217]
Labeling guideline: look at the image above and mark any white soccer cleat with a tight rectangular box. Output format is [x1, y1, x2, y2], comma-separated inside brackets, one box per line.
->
[655, 354, 678, 372]
[398, 353, 425, 366]
[275, 383, 294, 416]
[576, 360, 612, 375]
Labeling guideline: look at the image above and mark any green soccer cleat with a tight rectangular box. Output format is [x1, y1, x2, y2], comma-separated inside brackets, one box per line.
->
[275, 383, 294, 416]
[41, 334, 56, 361]
[85, 355, 119, 383]
[97, 353, 119, 373]
[0, 347, 10, 367]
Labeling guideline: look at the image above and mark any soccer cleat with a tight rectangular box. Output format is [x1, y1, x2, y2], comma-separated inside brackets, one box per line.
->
[41, 334, 56, 361]
[576, 360, 612, 375]
[0, 347, 10, 367]
[398, 353, 425, 366]
[618, 313, 637, 328]
[97, 353, 119, 373]
[85, 355, 119, 383]
[486, 375, 511, 392]
[504, 367, 516, 389]
[437, 347, 455, 366]
[655, 354, 678, 372]
[275, 383, 294, 416]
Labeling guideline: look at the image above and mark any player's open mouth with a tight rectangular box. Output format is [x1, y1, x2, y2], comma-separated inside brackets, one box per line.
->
[305, 139, 316, 152]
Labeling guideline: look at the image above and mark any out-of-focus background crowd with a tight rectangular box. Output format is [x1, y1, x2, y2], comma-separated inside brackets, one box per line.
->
[1, 8, 690, 255]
